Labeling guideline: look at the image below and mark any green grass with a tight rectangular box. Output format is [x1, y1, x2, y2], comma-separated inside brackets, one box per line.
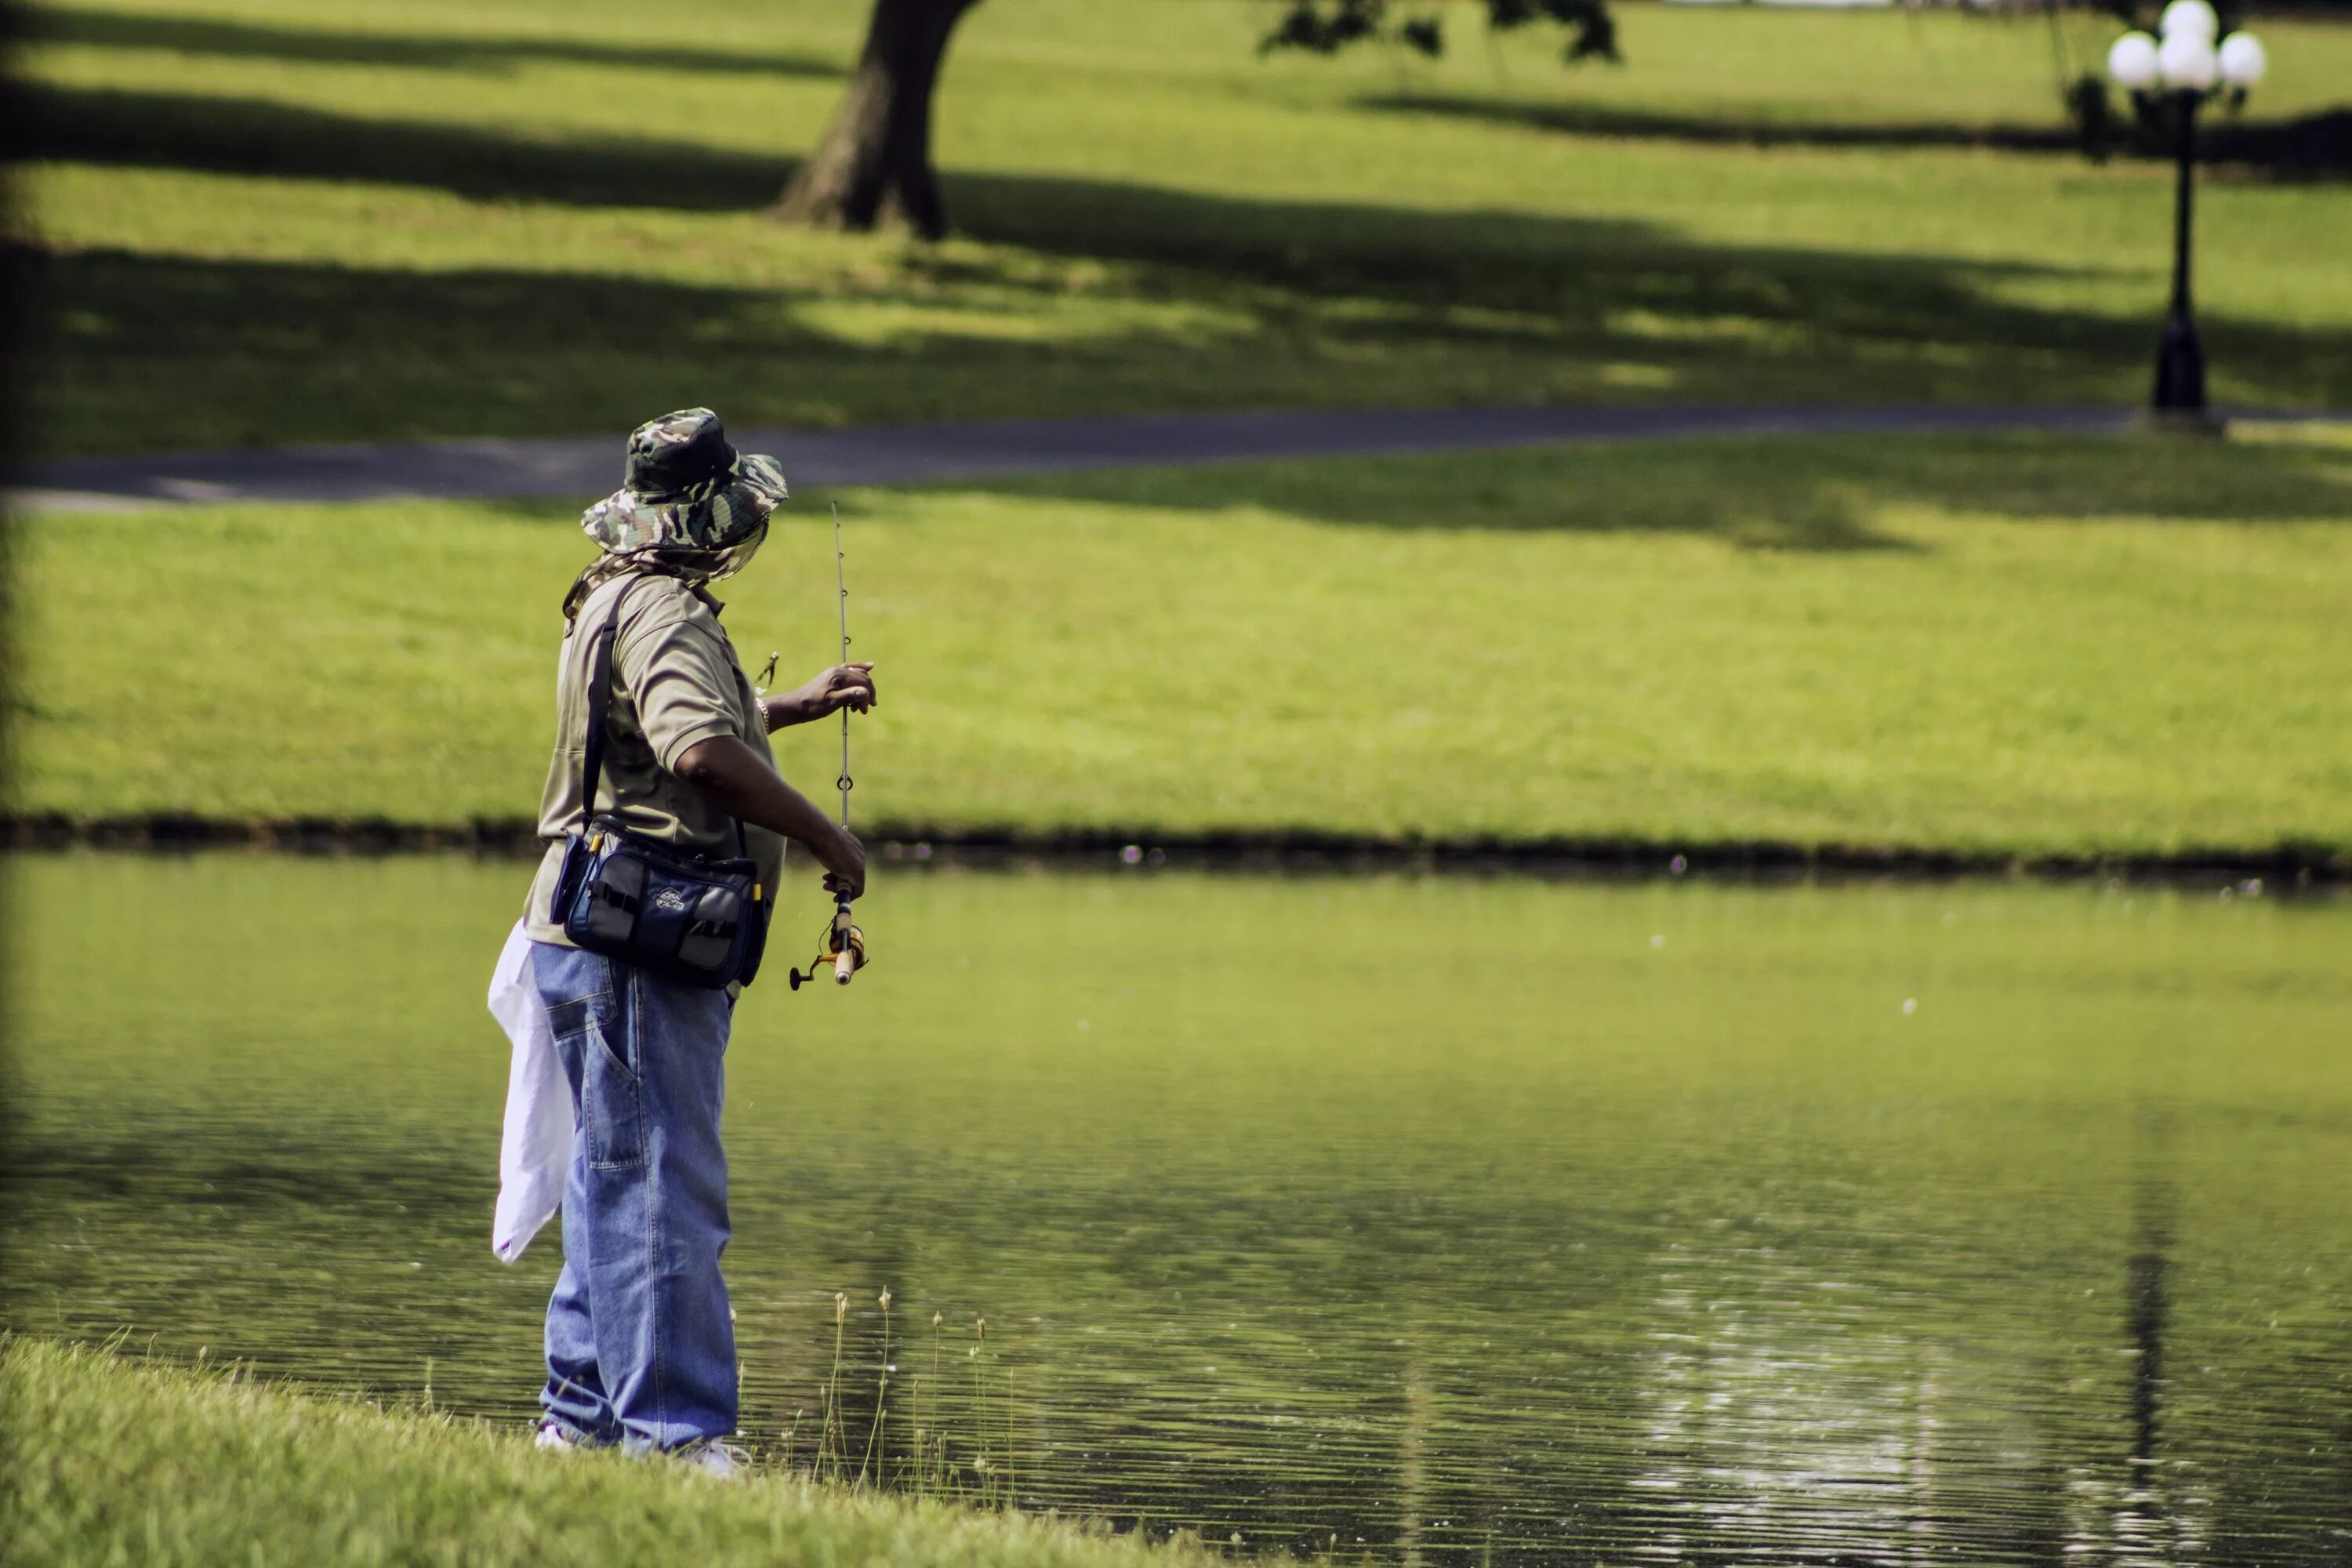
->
[13, 430, 2351, 859]
[15, 0, 2352, 458]
[0, 1338, 1246, 1568]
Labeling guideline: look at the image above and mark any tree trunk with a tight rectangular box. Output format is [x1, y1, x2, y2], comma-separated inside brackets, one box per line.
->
[777, 0, 978, 240]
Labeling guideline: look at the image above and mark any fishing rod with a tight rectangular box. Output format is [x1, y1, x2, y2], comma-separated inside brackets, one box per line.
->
[789, 501, 867, 992]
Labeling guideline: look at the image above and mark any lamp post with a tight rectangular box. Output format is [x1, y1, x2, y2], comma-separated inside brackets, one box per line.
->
[2107, 1, 2267, 431]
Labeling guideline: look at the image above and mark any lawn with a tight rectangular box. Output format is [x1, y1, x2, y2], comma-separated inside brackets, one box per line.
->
[1, 1338, 1246, 1568]
[13, 0, 2352, 458]
[12, 430, 2350, 861]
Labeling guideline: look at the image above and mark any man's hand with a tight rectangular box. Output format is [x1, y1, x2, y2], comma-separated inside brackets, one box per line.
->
[764, 663, 877, 730]
[819, 827, 866, 903]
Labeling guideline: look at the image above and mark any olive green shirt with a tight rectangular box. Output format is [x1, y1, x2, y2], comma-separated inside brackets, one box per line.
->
[523, 573, 786, 946]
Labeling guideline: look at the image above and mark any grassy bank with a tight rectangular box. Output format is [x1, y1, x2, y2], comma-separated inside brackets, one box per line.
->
[12, 430, 2351, 861]
[0, 1338, 1242, 1567]
[15, 0, 2352, 458]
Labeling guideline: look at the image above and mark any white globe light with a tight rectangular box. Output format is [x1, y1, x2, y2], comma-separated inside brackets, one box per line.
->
[2107, 31, 2161, 89]
[2161, 0, 2219, 40]
[2219, 31, 2267, 88]
[2158, 29, 2218, 90]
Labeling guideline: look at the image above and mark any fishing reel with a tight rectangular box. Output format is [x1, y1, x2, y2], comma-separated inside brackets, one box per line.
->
[788, 902, 867, 991]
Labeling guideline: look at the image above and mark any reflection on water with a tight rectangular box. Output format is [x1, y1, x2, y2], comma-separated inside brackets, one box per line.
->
[7, 852, 2350, 1564]
[2115, 1116, 2185, 1568]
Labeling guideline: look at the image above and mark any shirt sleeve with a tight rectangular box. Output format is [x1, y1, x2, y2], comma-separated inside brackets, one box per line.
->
[613, 591, 744, 774]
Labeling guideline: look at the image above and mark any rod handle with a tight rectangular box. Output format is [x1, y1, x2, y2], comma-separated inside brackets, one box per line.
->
[831, 902, 856, 986]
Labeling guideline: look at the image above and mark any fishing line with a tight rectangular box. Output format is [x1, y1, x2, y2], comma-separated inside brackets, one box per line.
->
[792, 501, 867, 991]
[834, 499, 854, 829]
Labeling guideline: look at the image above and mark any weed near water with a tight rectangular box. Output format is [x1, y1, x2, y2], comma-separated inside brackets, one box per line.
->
[794, 1289, 1024, 1508]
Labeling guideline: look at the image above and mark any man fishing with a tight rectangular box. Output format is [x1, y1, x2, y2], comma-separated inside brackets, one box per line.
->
[489, 408, 874, 1476]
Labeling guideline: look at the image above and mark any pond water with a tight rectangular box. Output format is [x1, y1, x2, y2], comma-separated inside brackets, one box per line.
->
[7, 851, 2350, 1564]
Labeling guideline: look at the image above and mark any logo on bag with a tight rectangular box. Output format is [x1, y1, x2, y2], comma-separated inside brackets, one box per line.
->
[651, 887, 691, 915]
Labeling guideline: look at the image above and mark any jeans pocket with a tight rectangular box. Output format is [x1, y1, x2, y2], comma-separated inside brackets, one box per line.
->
[548, 983, 645, 1171]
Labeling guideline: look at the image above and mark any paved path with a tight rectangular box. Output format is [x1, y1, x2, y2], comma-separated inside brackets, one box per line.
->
[1, 402, 2288, 510]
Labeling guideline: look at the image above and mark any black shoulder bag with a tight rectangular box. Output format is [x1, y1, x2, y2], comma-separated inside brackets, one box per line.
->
[550, 579, 771, 989]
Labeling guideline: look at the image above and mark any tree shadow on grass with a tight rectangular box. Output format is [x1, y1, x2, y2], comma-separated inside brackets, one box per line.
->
[1359, 92, 2352, 182]
[30, 245, 1396, 455]
[22, 5, 843, 80]
[20, 247, 855, 452]
[946, 164, 2107, 343]
[20, 80, 2352, 448]
[22, 82, 795, 210]
[951, 430, 2352, 550]
[938, 169, 2349, 408]
[1367, 91, 2079, 156]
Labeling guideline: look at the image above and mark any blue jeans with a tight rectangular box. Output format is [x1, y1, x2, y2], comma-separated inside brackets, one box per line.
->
[531, 942, 736, 1451]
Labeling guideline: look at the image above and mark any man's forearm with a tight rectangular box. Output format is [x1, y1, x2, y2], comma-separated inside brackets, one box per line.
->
[756, 691, 826, 732]
[673, 736, 850, 866]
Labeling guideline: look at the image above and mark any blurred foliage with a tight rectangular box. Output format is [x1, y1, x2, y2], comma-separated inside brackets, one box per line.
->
[1260, 0, 1618, 67]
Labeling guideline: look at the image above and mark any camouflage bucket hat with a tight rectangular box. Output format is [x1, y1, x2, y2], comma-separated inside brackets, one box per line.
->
[581, 408, 789, 558]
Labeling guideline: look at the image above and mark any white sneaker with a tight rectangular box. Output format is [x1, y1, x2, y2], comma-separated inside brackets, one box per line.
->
[675, 1439, 750, 1479]
[535, 1421, 588, 1452]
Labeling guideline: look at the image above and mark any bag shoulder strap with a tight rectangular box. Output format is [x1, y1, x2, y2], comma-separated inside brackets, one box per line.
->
[575, 578, 628, 831]
[576, 574, 750, 858]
